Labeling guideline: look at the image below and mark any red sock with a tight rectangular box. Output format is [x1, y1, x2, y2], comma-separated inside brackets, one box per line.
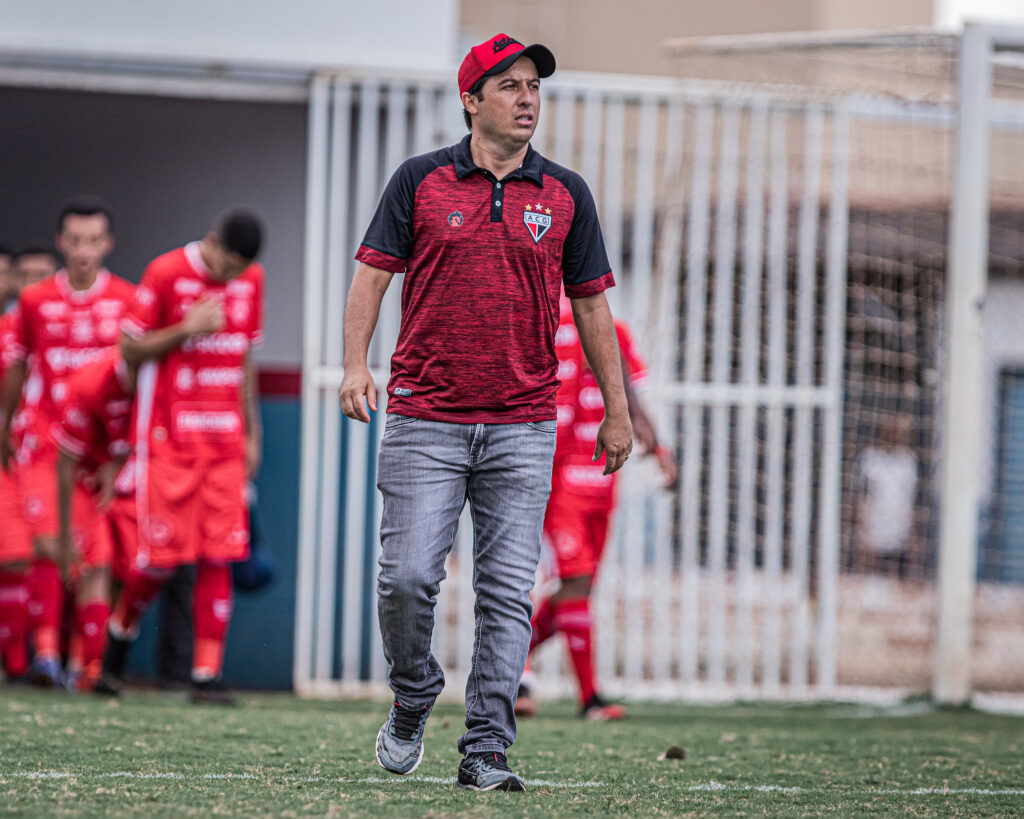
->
[26, 559, 63, 660]
[530, 596, 557, 652]
[75, 599, 111, 673]
[111, 567, 171, 637]
[192, 562, 232, 681]
[0, 569, 29, 675]
[553, 597, 597, 705]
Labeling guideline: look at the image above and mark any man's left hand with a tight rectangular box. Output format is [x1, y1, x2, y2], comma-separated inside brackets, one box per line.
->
[246, 435, 262, 478]
[593, 414, 633, 475]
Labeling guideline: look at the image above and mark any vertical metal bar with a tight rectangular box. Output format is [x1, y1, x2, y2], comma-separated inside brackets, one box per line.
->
[294, 72, 332, 691]
[650, 98, 685, 685]
[816, 107, 850, 693]
[554, 87, 576, 168]
[413, 83, 437, 154]
[788, 108, 824, 691]
[580, 90, 603, 182]
[680, 104, 714, 682]
[314, 79, 352, 683]
[340, 80, 382, 681]
[735, 103, 767, 689]
[934, 23, 993, 705]
[602, 98, 625, 316]
[706, 103, 740, 686]
[762, 109, 789, 692]
[630, 97, 659, 326]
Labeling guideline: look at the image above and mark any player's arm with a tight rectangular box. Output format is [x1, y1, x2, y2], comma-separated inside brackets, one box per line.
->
[120, 296, 225, 366]
[242, 351, 262, 476]
[623, 375, 678, 487]
[570, 293, 632, 474]
[56, 449, 80, 581]
[339, 262, 395, 423]
[0, 358, 26, 470]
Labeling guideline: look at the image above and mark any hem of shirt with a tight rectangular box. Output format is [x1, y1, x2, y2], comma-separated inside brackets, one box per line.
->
[386, 406, 557, 425]
[50, 426, 88, 458]
[355, 244, 407, 274]
[120, 318, 148, 340]
[564, 271, 615, 299]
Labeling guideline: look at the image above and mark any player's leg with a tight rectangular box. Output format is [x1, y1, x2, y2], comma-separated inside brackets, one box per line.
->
[22, 454, 65, 686]
[374, 415, 470, 775]
[455, 420, 555, 791]
[188, 457, 248, 705]
[0, 467, 32, 680]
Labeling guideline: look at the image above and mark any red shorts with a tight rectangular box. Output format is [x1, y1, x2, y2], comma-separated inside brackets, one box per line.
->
[69, 484, 114, 569]
[107, 495, 138, 581]
[20, 449, 58, 539]
[0, 464, 32, 564]
[543, 491, 613, 580]
[136, 455, 249, 570]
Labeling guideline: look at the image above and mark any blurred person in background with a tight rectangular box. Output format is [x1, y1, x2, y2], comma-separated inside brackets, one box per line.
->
[855, 415, 919, 576]
[104, 210, 265, 705]
[0, 199, 133, 687]
[517, 296, 676, 720]
[0, 246, 16, 313]
[0, 247, 56, 682]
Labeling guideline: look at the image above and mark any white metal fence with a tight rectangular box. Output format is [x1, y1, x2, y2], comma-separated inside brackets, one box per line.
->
[294, 25, 1024, 701]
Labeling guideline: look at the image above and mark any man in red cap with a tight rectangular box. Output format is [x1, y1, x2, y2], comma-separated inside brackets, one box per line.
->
[340, 33, 632, 791]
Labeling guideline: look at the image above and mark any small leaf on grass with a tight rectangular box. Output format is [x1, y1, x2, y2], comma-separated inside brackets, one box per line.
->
[657, 746, 686, 761]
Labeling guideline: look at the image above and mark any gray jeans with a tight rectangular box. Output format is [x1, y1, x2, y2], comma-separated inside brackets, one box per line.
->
[376, 413, 556, 755]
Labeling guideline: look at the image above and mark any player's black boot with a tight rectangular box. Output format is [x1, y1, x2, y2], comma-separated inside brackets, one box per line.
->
[96, 629, 132, 697]
[190, 676, 238, 706]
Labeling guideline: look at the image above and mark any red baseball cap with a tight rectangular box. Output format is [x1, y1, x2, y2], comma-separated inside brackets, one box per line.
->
[458, 33, 556, 95]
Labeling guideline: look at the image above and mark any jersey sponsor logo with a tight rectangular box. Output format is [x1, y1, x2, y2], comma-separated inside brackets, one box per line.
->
[64, 407, 90, 432]
[574, 421, 603, 441]
[98, 318, 120, 340]
[42, 321, 68, 340]
[562, 464, 613, 487]
[181, 331, 249, 355]
[228, 299, 251, 325]
[43, 345, 108, 373]
[172, 407, 242, 436]
[94, 299, 127, 317]
[227, 279, 254, 296]
[555, 358, 578, 380]
[556, 404, 575, 426]
[134, 285, 156, 307]
[39, 301, 69, 319]
[447, 210, 464, 227]
[70, 320, 95, 344]
[173, 278, 204, 297]
[193, 366, 244, 389]
[523, 203, 552, 243]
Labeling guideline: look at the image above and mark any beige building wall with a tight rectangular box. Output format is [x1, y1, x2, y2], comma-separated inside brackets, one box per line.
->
[460, 0, 935, 76]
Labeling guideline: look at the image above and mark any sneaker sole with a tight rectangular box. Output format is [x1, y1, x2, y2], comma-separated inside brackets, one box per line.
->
[457, 777, 527, 792]
[375, 725, 424, 776]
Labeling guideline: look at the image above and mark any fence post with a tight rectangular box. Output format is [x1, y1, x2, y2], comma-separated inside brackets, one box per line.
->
[933, 24, 992, 706]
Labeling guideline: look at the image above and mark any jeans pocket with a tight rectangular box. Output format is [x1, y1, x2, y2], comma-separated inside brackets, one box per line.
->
[385, 413, 420, 429]
[524, 420, 557, 433]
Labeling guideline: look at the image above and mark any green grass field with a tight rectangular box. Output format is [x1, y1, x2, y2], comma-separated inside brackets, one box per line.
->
[1, 688, 1023, 817]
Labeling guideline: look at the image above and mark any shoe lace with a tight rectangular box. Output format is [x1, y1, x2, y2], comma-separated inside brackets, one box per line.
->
[392, 702, 425, 741]
[467, 752, 511, 773]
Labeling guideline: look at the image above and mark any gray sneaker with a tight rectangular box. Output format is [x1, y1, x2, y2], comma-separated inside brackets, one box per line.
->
[457, 751, 527, 792]
[375, 700, 431, 775]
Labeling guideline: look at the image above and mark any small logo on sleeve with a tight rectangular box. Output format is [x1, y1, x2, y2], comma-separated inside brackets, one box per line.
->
[523, 203, 552, 243]
[447, 210, 464, 227]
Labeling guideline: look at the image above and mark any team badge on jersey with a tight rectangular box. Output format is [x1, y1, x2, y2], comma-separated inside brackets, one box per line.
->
[523, 203, 552, 243]
[448, 210, 464, 227]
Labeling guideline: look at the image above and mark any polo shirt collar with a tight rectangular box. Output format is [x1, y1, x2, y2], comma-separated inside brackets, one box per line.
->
[453, 134, 544, 186]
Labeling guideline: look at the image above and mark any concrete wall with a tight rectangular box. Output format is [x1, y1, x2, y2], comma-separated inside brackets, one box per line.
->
[0, 85, 306, 367]
[460, 0, 935, 77]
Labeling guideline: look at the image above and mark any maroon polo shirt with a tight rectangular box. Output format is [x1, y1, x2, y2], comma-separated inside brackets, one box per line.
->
[356, 134, 615, 423]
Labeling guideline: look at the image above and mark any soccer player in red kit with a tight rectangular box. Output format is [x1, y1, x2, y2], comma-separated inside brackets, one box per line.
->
[51, 349, 136, 691]
[105, 210, 264, 704]
[1, 204, 131, 687]
[519, 295, 676, 719]
[0, 247, 57, 681]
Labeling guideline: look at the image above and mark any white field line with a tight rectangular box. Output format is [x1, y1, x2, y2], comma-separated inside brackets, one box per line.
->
[2, 772, 1022, 796]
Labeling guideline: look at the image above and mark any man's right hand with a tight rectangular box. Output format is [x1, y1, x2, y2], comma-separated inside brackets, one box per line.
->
[339, 365, 377, 423]
[181, 296, 225, 336]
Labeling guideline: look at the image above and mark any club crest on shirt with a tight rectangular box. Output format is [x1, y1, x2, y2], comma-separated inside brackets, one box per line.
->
[447, 210, 464, 227]
[523, 204, 552, 243]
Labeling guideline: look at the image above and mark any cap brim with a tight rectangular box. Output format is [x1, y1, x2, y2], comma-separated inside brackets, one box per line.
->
[484, 43, 556, 81]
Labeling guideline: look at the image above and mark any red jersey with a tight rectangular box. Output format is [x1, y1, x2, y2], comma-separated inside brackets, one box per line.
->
[51, 349, 133, 486]
[10, 270, 134, 459]
[122, 242, 264, 462]
[551, 298, 648, 507]
[0, 309, 34, 456]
